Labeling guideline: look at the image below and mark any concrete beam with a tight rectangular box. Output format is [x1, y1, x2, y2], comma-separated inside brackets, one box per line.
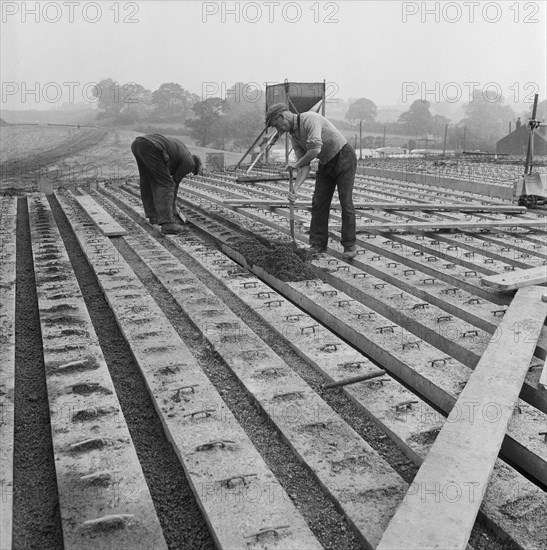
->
[482, 265, 547, 291]
[337, 219, 547, 232]
[73, 194, 127, 236]
[0, 196, 17, 550]
[222, 200, 526, 213]
[357, 167, 515, 200]
[377, 285, 547, 550]
[28, 194, 167, 550]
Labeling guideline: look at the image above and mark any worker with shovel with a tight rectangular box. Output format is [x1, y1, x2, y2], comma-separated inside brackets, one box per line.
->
[130, 134, 202, 234]
[266, 103, 357, 259]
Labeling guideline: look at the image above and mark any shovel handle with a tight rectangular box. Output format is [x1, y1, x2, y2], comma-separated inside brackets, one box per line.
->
[288, 167, 296, 205]
[288, 166, 294, 193]
[288, 167, 295, 242]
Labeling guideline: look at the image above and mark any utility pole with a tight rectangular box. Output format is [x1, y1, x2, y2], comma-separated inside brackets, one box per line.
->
[524, 93, 539, 175]
[442, 124, 448, 157]
[322, 79, 326, 116]
[463, 125, 467, 152]
[383, 125, 386, 147]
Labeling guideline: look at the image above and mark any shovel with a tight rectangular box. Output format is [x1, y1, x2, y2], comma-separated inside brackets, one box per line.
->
[288, 167, 296, 249]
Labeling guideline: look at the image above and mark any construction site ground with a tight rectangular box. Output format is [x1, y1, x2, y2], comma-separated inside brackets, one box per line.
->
[1, 126, 546, 550]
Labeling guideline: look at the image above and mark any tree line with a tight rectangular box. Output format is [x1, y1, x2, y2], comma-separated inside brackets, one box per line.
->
[345, 96, 547, 152]
[91, 78, 546, 152]
[91, 79, 264, 151]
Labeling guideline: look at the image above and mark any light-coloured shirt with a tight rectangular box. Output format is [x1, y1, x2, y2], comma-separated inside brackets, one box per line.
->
[290, 111, 347, 165]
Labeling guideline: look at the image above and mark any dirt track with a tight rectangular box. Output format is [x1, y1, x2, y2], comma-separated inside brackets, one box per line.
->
[1, 128, 108, 186]
[0, 127, 241, 192]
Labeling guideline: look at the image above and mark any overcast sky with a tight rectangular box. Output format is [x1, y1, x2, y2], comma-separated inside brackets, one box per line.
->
[1, 0, 546, 111]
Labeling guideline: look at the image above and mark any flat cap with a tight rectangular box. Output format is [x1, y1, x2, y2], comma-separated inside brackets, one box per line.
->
[265, 103, 289, 126]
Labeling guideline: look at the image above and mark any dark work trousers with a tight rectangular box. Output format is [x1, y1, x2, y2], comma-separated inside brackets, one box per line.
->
[130, 137, 176, 224]
[309, 143, 357, 249]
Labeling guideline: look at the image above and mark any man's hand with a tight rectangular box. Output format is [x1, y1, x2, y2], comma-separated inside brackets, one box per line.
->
[285, 162, 298, 171]
[287, 164, 309, 202]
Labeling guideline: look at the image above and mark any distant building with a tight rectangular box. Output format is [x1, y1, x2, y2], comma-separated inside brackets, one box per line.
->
[410, 149, 454, 156]
[358, 148, 379, 158]
[496, 124, 547, 156]
[376, 146, 406, 156]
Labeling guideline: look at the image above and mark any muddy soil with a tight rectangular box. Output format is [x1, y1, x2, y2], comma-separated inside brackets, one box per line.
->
[231, 237, 318, 281]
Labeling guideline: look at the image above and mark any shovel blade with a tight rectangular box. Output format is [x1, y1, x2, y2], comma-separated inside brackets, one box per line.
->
[175, 207, 188, 224]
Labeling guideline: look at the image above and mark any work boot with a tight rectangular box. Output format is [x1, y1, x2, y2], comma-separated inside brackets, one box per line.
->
[343, 245, 357, 260]
[161, 222, 185, 235]
[309, 244, 327, 254]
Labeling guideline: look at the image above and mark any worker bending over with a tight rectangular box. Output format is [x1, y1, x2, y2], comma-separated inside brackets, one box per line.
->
[266, 103, 357, 259]
[131, 134, 201, 234]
